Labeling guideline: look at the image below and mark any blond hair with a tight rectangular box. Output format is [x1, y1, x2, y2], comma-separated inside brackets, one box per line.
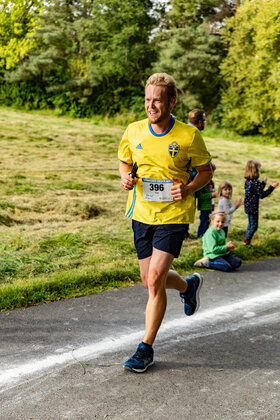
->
[210, 209, 227, 221]
[217, 181, 233, 199]
[145, 73, 177, 102]
[244, 160, 261, 179]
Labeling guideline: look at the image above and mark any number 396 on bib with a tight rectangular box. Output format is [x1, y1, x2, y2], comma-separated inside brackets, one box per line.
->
[142, 178, 173, 202]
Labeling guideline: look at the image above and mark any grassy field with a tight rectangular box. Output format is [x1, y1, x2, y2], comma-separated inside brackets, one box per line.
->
[0, 107, 280, 310]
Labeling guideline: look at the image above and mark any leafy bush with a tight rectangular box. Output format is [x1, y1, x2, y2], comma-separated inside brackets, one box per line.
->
[220, 0, 280, 141]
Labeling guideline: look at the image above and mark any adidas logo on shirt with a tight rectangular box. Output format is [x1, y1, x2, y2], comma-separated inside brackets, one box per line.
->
[136, 143, 143, 149]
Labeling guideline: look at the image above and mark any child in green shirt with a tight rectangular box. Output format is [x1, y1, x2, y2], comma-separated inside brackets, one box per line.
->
[194, 210, 242, 272]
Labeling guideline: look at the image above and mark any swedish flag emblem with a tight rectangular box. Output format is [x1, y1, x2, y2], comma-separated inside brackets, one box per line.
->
[168, 141, 180, 158]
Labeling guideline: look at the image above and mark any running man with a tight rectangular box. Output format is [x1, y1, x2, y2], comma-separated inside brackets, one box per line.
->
[118, 73, 212, 373]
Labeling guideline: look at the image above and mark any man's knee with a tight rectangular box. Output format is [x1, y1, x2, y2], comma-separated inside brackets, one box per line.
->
[141, 268, 165, 290]
[141, 274, 149, 289]
[147, 269, 166, 297]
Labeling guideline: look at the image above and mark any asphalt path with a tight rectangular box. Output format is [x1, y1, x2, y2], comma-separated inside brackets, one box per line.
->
[1, 258, 280, 419]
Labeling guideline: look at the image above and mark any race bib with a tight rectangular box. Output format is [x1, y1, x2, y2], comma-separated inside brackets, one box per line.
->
[142, 178, 173, 202]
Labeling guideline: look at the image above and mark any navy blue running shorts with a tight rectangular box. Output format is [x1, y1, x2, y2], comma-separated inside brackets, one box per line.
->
[132, 220, 188, 260]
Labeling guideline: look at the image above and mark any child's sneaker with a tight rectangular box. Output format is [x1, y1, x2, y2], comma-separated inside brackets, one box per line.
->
[243, 239, 250, 245]
[179, 273, 203, 316]
[123, 342, 154, 373]
[194, 256, 209, 267]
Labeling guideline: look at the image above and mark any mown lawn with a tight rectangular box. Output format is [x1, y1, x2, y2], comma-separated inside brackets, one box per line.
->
[0, 107, 279, 310]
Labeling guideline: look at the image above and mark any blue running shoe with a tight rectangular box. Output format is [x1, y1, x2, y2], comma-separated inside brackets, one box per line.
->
[179, 273, 203, 316]
[123, 342, 154, 373]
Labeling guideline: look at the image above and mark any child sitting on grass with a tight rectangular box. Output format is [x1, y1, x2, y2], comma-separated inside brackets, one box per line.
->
[194, 210, 242, 272]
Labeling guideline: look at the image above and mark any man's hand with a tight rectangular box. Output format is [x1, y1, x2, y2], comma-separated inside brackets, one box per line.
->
[119, 161, 136, 190]
[170, 163, 212, 201]
[120, 172, 136, 190]
[171, 178, 192, 201]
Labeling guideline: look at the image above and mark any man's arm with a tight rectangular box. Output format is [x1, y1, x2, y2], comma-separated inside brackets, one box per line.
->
[119, 161, 136, 191]
[171, 163, 212, 201]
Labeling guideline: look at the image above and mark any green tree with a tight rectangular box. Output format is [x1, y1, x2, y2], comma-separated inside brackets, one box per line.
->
[8, 1, 89, 92]
[220, 0, 280, 138]
[7, 0, 158, 116]
[153, 0, 237, 119]
[85, 0, 157, 113]
[0, 0, 41, 71]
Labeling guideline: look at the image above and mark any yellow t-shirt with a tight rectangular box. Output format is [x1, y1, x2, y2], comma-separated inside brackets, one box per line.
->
[118, 116, 211, 224]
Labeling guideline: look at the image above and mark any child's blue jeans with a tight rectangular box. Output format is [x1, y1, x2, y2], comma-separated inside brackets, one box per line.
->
[197, 210, 211, 238]
[245, 213, 259, 241]
[205, 254, 242, 272]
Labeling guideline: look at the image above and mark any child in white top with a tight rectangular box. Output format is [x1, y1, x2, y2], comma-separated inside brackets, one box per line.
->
[217, 181, 242, 237]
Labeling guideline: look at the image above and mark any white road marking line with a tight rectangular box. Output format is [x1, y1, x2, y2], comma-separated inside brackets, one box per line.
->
[228, 369, 259, 388]
[1, 288, 280, 388]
